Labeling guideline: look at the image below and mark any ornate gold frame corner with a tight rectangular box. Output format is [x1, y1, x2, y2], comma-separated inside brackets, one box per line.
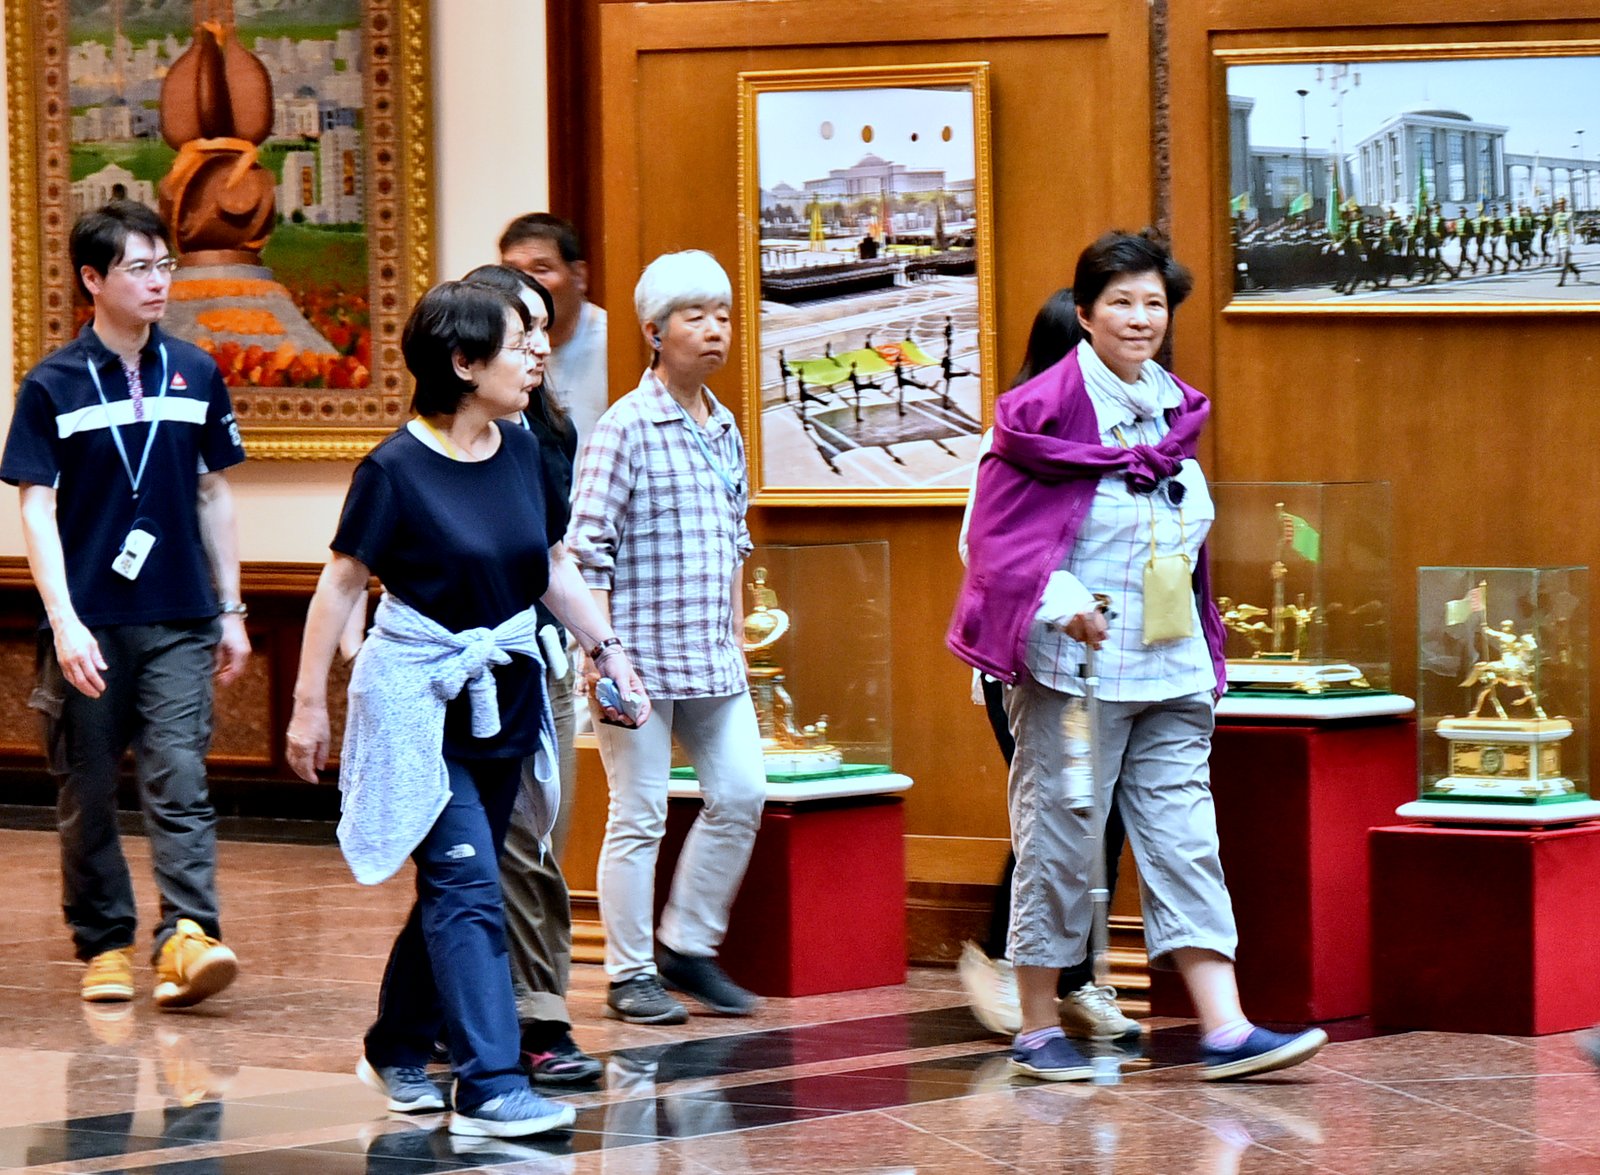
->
[737, 61, 997, 506]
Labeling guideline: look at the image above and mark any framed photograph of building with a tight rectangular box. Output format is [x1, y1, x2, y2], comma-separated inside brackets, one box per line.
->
[1219, 43, 1600, 314]
[736, 63, 997, 505]
[6, 0, 432, 458]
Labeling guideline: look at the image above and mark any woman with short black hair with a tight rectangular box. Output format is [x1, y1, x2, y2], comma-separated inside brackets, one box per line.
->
[951, 230, 1326, 1083]
[286, 281, 647, 1137]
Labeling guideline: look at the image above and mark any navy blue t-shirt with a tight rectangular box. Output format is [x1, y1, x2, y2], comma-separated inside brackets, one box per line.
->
[332, 421, 565, 759]
[0, 323, 246, 627]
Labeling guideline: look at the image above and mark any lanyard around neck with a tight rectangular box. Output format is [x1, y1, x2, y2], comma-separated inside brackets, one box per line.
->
[667, 387, 739, 498]
[86, 343, 169, 501]
[1112, 422, 1186, 560]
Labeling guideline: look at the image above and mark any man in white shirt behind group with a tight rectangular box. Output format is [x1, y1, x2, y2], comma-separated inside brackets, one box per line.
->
[499, 213, 609, 444]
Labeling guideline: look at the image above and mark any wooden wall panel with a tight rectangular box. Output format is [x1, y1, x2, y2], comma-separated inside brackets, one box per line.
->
[594, 0, 1157, 864]
[1168, 6, 1600, 788]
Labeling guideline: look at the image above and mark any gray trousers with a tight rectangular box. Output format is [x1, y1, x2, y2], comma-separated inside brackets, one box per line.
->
[1004, 678, 1237, 970]
[594, 692, 765, 981]
[33, 621, 222, 962]
[500, 665, 577, 1027]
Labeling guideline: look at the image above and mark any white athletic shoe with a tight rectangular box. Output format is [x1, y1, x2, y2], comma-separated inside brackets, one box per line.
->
[958, 941, 1022, 1035]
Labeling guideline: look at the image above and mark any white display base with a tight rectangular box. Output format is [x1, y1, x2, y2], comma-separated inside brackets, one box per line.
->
[1226, 660, 1371, 689]
[1397, 798, 1600, 826]
[1216, 693, 1415, 722]
[669, 772, 912, 803]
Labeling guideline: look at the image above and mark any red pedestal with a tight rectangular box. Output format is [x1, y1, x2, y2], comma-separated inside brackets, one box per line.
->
[657, 794, 906, 997]
[1149, 718, 1415, 1023]
[1371, 821, 1600, 1035]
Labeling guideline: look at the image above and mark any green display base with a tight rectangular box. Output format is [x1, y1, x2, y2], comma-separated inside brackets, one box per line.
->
[670, 762, 892, 783]
[1419, 790, 1594, 806]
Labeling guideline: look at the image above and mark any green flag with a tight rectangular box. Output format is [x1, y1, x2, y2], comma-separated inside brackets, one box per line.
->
[1288, 191, 1312, 217]
[1327, 162, 1343, 239]
[1416, 161, 1429, 216]
[1231, 193, 1248, 215]
[1280, 512, 1321, 562]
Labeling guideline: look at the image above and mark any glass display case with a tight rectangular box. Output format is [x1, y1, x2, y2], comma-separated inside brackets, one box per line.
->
[1209, 482, 1393, 697]
[1406, 566, 1599, 822]
[672, 540, 892, 782]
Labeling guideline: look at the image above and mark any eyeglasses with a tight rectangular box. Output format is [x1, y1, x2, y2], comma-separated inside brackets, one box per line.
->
[503, 339, 543, 358]
[114, 257, 179, 281]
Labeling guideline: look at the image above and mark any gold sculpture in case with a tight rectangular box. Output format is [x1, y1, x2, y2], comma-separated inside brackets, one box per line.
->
[1402, 566, 1600, 824]
[743, 567, 843, 776]
[1209, 483, 1392, 699]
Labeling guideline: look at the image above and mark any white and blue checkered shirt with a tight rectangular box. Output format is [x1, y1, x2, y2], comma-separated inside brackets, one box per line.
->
[1026, 399, 1216, 702]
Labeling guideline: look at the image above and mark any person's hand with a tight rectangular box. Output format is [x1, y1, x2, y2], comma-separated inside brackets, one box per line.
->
[214, 614, 251, 686]
[54, 618, 107, 698]
[1065, 609, 1109, 649]
[285, 701, 331, 783]
[595, 648, 652, 728]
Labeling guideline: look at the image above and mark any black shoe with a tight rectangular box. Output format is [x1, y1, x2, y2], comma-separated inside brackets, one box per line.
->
[522, 1027, 603, 1086]
[655, 946, 761, 1016]
[605, 974, 689, 1025]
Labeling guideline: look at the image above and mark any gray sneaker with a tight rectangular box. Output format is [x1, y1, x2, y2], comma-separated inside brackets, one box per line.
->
[450, 1085, 575, 1138]
[656, 946, 761, 1016]
[605, 974, 689, 1024]
[356, 1056, 446, 1113]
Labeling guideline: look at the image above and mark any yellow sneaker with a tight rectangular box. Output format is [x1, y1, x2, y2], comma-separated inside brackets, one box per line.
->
[81, 947, 135, 1003]
[153, 919, 238, 1009]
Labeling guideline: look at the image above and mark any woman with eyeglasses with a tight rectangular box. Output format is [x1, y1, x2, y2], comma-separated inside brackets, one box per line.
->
[950, 230, 1326, 1083]
[285, 281, 648, 1138]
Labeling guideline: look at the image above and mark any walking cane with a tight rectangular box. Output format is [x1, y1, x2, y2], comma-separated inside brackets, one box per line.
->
[1064, 593, 1120, 1086]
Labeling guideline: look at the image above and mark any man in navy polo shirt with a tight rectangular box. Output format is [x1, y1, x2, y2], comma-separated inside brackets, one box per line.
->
[2, 201, 250, 1009]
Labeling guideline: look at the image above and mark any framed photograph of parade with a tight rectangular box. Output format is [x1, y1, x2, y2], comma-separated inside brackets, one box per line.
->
[1217, 43, 1600, 315]
[736, 63, 997, 505]
[6, 0, 432, 459]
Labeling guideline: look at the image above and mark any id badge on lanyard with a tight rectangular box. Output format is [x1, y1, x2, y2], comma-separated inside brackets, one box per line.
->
[87, 345, 170, 581]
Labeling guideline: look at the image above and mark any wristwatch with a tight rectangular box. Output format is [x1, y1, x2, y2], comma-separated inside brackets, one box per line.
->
[219, 601, 249, 618]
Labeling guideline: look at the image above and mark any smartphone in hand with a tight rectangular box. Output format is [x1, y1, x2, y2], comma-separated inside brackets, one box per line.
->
[595, 676, 644, 727]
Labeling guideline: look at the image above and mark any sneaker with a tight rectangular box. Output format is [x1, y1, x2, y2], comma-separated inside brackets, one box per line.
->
[1201, 1027, 1328, 1082]
[523, 1029, 603, 1086]
[1060, 982, 1142, 1043]
[1009, 1028, 1095, 1082]
[450, 1085, 576, 1138]
[1580, 1029, 1600, 1071]
[82, 947, 135, 1003]
[605, 974, 689, 1025]
[958, 941, 1021, 1035]
[357, 1055, 447, 1113]
[656, 946, 761, 1016]
[153, 920, 238, 1009]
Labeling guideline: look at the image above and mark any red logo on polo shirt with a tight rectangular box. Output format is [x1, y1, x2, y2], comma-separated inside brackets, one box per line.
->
[171, 373, 188, 391]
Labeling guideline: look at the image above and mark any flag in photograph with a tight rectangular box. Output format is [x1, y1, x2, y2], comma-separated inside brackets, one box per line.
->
[1231, 193, 1248, 215]
[1288, 191, 1313, 217]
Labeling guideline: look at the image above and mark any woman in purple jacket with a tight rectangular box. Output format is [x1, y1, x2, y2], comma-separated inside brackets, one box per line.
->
[949, 230, 1326, 1083]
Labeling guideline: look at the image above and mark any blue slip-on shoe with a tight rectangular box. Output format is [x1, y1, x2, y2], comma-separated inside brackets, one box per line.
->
[356, 1056, 446, 1113]
[1009, 1029, 1095, 1082]
[450, 1084, 576, 1138]
[1201, 1027, 1328, 1082]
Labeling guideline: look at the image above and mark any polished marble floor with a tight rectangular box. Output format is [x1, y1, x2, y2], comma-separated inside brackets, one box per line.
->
[5, 826, 1600, 1173]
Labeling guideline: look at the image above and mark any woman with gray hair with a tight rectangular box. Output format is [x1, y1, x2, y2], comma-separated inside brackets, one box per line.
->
[566, 250, 767, 1026]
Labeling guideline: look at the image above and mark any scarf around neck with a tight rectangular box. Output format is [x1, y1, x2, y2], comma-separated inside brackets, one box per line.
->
[1075, 337, 1181, 425]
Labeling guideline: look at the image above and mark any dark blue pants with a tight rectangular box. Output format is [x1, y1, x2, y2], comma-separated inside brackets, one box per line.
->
[38, 622, 222, 962]
[363, 756, 524, 1110]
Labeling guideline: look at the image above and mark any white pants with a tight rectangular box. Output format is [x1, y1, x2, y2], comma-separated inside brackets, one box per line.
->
[594, 692, 766, 981]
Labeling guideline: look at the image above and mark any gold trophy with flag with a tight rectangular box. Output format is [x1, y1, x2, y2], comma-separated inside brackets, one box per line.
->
[1219, 502, 1372, 694]
[1429, 581, 1575, 803]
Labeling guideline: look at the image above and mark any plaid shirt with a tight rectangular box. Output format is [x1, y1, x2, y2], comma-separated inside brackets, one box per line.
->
[1026, 406, 1216, 702]
[566, 369, 753, 699]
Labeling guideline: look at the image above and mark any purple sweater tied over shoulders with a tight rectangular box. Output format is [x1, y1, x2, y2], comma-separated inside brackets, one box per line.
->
[946, 347, 1227, 692]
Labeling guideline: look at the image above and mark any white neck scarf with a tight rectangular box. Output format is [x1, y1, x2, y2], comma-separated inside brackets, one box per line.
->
[1076, 338, 1179, 427]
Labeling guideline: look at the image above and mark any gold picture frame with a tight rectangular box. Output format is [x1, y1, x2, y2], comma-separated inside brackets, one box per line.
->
[737, 62, 997, 506]
[1217, 41, 1600, 317]
[6, 0, 432, 459]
